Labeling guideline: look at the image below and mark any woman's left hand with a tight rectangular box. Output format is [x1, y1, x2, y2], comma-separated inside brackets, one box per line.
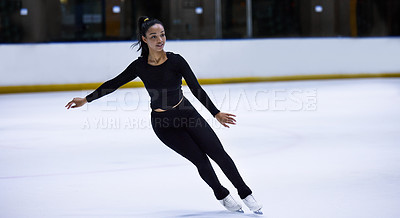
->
[215, 112, 236, 128]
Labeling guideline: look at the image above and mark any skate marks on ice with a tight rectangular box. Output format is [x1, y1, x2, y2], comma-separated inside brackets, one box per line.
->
[146, 210, 263, 217]
[1, 79, 400, 218]
[61, 210, 263, 218]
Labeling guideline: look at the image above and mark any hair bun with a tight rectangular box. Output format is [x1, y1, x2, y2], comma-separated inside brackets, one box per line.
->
[138, 16, 148, 27]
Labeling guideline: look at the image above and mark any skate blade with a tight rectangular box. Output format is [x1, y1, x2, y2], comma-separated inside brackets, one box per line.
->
[253, 209, 263, 215]
[236, 208, 244, 213]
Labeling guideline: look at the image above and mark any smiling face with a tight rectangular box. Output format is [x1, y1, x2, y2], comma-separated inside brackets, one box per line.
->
[142, 24, 166, 53]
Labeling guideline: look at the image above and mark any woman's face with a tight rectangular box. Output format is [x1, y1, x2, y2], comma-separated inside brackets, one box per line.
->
[142, 24, 166, 53]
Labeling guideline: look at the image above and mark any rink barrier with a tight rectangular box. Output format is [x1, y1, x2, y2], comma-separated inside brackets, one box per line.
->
[0, 72, 399, 94]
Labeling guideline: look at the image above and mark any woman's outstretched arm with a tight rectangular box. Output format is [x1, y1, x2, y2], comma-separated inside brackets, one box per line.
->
[65, 60, 138, 109]
[178, 55, 236, 128]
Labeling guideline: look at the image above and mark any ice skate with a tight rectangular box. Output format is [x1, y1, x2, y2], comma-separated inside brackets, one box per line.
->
[219, 194, 244, 213]
[242, 194, 263, 215]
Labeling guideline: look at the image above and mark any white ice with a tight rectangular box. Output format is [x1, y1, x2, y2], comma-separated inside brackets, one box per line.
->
[1, 78, 400, 218]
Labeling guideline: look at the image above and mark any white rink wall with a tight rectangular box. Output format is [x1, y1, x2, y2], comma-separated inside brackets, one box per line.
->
[1, 38, 400, 86]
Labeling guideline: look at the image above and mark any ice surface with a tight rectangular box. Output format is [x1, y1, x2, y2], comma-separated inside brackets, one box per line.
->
[1, 79, 400, 218]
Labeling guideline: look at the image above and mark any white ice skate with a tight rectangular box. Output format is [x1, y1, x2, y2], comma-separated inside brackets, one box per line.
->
[219, 194, 244, 213]
[242, 194, 263, 215]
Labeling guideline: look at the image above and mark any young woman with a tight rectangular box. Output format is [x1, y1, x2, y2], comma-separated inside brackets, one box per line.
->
[66, 16, 262, 214]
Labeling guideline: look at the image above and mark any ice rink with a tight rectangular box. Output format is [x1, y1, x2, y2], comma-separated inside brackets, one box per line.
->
[1, 78, 400, 218]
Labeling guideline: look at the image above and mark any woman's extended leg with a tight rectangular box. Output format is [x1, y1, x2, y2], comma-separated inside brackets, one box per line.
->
[152, 123, 229, 200]
[185, 112, 252, 199]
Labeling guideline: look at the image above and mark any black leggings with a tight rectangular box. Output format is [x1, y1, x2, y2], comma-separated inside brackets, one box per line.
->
[151, 97, 252, 200]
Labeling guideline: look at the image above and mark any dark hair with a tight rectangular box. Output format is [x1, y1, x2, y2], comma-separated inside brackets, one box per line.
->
[132, 16, 164, 58]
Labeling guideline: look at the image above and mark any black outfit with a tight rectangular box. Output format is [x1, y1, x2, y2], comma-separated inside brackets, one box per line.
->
[86, 52, 252, 200]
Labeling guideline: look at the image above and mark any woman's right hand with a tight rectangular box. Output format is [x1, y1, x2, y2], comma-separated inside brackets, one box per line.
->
[65, 97, 87, 109]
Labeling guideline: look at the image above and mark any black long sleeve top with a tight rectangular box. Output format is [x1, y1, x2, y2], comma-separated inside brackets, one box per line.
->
[85, 52, 220, 117]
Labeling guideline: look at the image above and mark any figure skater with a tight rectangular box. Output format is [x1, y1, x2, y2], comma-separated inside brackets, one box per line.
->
[66, 16, 262, 214]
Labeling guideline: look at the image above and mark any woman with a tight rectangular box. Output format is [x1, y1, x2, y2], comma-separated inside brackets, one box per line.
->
[66, 17, 262, 214]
